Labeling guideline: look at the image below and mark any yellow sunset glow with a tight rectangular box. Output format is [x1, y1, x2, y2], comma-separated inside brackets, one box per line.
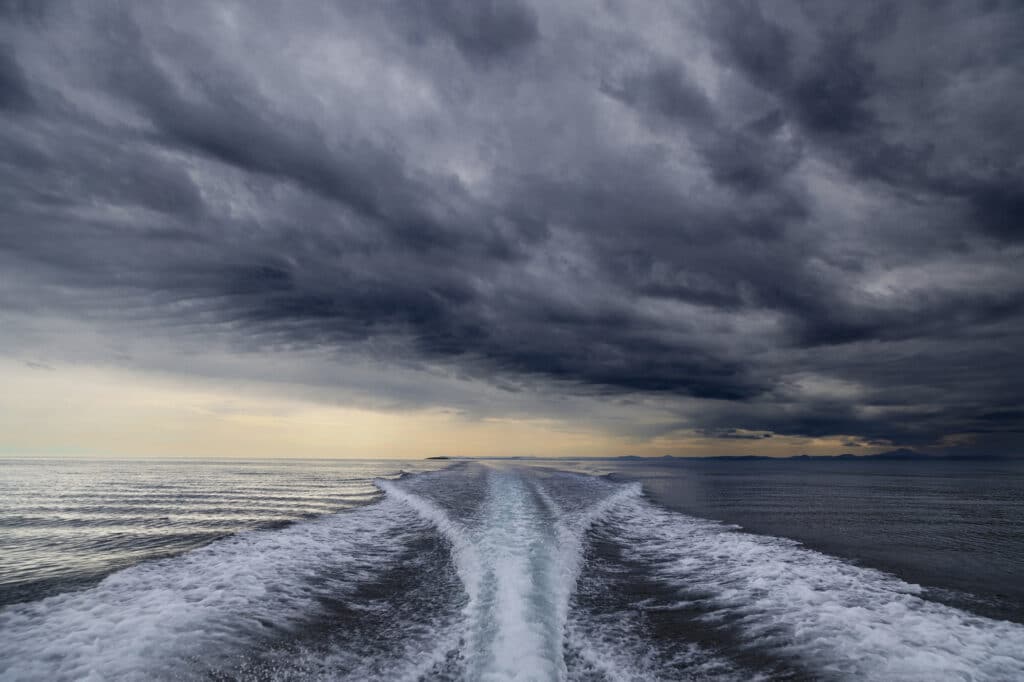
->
[0, 359, 880, 459]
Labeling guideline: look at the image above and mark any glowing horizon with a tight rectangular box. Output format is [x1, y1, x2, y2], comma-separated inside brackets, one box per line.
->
[0, 359, 882, 459]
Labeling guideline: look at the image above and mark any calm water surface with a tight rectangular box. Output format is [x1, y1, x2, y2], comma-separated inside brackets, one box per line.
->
[0, 458, 444, 607]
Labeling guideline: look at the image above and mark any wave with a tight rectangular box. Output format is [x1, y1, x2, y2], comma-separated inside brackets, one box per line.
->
[599, 496, 1024, 680]
[0, 497, 428, 680]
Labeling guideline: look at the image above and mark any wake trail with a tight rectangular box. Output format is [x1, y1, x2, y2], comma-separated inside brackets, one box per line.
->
[602, 495, 1024, 681]
[7, 463, 1020, 681]
[381, 466, 640, 682]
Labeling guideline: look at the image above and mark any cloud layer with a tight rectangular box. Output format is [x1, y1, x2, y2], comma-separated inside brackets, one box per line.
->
[2, 1, 1023, 453]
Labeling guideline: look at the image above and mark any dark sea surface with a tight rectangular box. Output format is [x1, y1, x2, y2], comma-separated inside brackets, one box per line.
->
[1, 456, 1022, 680]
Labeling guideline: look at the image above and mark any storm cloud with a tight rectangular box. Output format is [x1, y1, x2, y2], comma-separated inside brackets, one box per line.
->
[1, 0, 1023, 453]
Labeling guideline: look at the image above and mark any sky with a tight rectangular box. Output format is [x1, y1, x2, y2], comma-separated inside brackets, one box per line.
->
[1, 1, 1023, 458]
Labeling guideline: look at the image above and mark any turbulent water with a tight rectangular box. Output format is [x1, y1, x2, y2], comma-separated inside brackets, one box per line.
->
[1, 458, 1023, 680]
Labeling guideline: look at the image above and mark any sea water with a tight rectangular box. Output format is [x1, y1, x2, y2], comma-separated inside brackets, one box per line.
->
[1, 457, 1022, 680]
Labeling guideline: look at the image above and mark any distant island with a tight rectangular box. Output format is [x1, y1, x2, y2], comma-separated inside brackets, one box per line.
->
[614, 448, 1010, 462]
[424, 449, 1012, 462]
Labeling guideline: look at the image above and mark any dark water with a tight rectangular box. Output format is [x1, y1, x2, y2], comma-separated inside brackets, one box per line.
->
[567, 458, 1024, 625]
[1, 457, 1022, 680]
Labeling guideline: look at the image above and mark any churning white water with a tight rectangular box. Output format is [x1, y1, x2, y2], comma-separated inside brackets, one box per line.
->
[2, 462, 1023, 681]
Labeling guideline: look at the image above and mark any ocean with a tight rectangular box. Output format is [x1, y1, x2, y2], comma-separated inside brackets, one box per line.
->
[1, 457, 1022, 680]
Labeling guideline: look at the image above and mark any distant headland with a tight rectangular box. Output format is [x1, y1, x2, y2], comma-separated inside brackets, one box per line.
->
[425, 449, 1012, 462]
[613, 448, 1010, 462]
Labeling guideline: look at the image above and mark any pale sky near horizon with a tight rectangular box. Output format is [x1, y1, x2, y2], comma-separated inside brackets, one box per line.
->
[1, 358, 871, 459]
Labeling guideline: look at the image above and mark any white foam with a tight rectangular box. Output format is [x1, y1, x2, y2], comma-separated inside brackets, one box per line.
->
[563, 610, 747, 682]
[374, 478, 486, 681]
[0, 498, 423, 681]
[608, 497, 1024, 681]
[376, 477, 483, 607]
[532, 475, 643, 642]
[382, 467, 640, 682]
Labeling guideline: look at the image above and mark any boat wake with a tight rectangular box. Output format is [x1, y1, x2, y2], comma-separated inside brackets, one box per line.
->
[1, 463, 1022, 681]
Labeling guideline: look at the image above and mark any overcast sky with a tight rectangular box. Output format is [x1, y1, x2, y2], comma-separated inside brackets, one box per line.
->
[1, 1, 1023, 457]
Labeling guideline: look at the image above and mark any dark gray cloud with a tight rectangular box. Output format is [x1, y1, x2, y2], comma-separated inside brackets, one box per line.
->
[0, 44, 34, 111]
[403, 0, 539, 63]
[696, 428, 773, 440]
[1, 0, 1023, 453]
